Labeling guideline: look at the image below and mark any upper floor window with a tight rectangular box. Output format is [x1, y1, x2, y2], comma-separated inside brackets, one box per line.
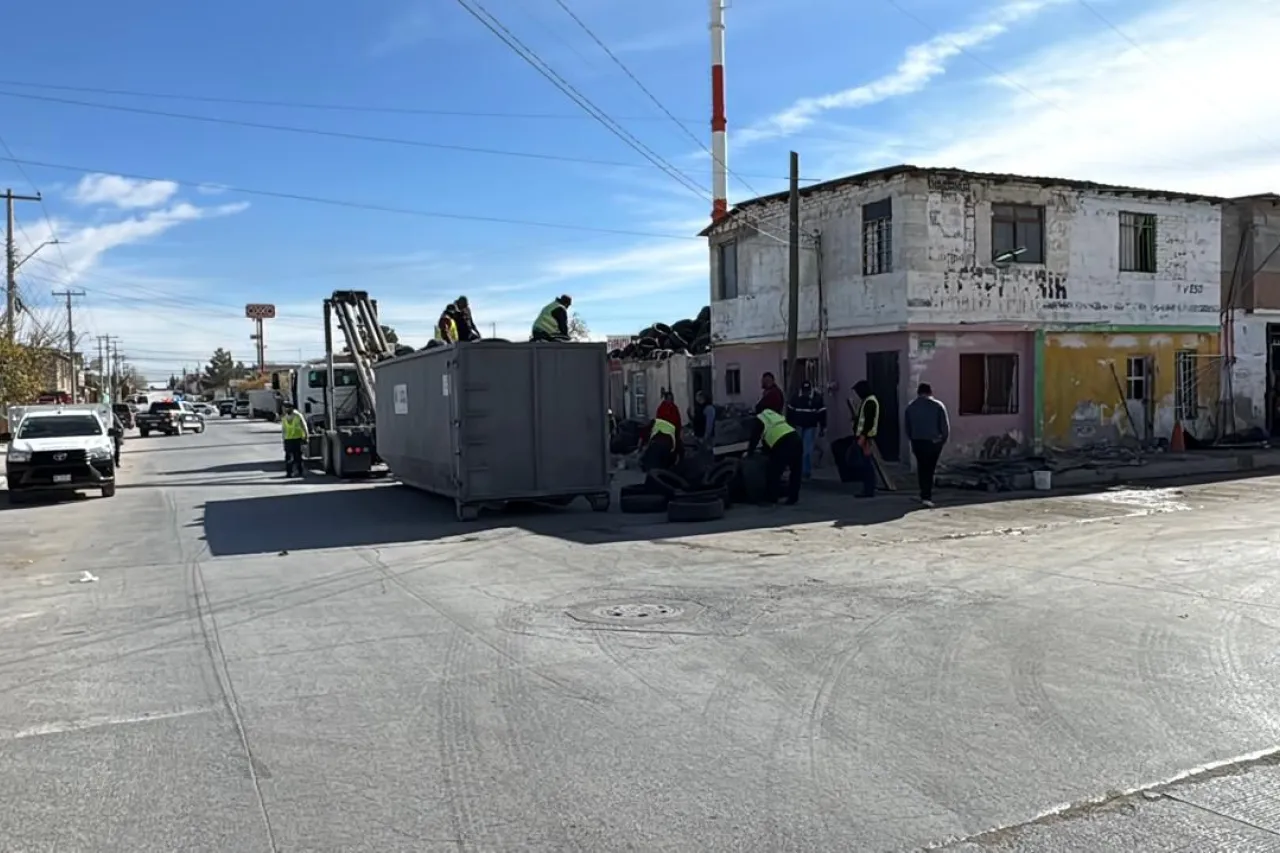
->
[716, 241, 738, 300]
[862, 198, 892, 275]
[992, 204, 1044, 264]
[1119, 212, 1157, 273]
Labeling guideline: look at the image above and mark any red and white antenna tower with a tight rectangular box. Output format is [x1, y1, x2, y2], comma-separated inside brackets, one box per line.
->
[709, 0, 728, 222]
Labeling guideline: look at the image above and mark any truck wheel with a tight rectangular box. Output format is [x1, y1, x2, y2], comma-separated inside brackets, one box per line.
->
[456, 502, 481, 521]
[101, 482, 116, 498]
[588, 493, 611, 512]
[140, 429, 150, 438]
[6, 491, 27, 505]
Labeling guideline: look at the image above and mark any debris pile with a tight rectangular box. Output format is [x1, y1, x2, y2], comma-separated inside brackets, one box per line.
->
[608, 306, 711, 360]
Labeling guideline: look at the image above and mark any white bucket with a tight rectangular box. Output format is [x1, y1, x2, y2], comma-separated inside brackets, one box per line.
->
[1033, 470, 1052, 491]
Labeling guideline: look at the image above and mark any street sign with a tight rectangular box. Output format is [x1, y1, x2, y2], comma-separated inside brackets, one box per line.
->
[245, 303, 276, 319]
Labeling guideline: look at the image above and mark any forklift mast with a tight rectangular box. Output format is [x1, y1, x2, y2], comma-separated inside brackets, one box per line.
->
[322, 290, 396, 433]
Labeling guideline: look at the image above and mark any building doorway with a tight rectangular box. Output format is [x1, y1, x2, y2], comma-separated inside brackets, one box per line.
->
[1267, 324, 1280, 437]
[865, 350, 901, 461]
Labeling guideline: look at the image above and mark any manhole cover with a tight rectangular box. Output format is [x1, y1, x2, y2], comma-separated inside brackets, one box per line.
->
[591, 602, 683, 621]
[564, 598, 703, 628]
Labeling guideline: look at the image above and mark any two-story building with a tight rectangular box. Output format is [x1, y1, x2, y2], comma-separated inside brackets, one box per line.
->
[1220, 194, 1280, 436]
[702, 165, 1222, 460]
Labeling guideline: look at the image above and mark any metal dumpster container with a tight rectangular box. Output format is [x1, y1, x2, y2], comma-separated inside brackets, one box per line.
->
[372, 341, 612, 520]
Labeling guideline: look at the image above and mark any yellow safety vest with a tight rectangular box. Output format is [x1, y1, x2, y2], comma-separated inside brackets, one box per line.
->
[533, 300, 562, 336]
[650, 418, 677, 441]
[757, 409, 796, 448]
[435, 315, 458, 343]
[282, 412, 307, 440]
[855, 394, 880, 438]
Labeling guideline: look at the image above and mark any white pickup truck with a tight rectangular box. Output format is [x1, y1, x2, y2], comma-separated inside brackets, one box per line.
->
[2, 404, 120, 503]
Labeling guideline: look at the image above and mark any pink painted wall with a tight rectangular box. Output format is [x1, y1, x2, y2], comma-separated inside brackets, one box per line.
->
[908, 331, 1034, 458]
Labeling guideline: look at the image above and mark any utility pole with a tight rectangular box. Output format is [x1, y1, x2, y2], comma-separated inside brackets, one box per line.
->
[785, 151, 801, 398]
[5, 189, 42, 343]
[52, 289, 85, 403]
[96, 336, 106, 402]
[103, 335, 120, 401]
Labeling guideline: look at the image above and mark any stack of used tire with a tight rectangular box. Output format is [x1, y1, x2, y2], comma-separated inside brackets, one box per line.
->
[618, 457, 740, 522]
[607, 306, 711, 361]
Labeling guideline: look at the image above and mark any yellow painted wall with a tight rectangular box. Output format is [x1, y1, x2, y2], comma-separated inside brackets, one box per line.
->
[1043, 332, 1219, 447]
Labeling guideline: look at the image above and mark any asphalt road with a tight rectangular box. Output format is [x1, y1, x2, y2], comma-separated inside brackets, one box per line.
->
[3, 418, 1280, 852]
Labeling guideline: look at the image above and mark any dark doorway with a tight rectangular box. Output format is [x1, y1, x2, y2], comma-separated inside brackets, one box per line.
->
[1267, 325, 1280, 437]
[690, 365, 712, 401]
[865, 351, 902, 461]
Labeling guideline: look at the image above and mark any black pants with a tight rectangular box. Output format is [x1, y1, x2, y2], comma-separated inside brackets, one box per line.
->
[284, 438, 305, 476]
[641, 434, 676, 472]
[531, 329, 569, 342]
[766, 432, 803, 503]
[911, 439, 942, 501]
[113, 438, 122, 466]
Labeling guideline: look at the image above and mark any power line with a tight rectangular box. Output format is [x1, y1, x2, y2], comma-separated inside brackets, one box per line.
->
[452, 0, 791, 245]
[0, 77, 699, 122]
[0, 154, 703, 240]
[547, 0, 765, 198]
[0, 89, 803, 183]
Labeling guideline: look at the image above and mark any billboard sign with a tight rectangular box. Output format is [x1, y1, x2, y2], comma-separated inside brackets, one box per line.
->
[245, 303, 276, 319]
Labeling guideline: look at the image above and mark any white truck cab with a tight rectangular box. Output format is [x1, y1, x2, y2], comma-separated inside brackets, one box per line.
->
[2, 404, 119, 503]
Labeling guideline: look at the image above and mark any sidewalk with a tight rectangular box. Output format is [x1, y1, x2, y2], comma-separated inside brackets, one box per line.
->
[805, 446, 1280, 495]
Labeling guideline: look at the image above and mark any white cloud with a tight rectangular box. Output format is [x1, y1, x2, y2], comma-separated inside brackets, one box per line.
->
[859, 0, 1280, 197]
[69, 173, 181, 210]
[738, 0, 1068, 146]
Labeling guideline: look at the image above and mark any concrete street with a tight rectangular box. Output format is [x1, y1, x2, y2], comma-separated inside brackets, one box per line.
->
[3, 418, 1280, 851]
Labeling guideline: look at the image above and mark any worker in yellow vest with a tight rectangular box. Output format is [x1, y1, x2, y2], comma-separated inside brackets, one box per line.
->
[641, 408, 680, 472]
[747, 407, 803, 504]
[280, 402, 309, 478]
[848, 380, 880, 497]
[435, 304, 459, 344]
[531, 295, 572, 342]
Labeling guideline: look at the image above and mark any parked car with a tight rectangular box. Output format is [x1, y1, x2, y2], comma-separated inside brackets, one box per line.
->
[233, 398, 250, 418]
[179, 402, 207, 433]
[192, 403, 216, 417]
[217, 399, 234, 417]
[111, 403, 135, 430]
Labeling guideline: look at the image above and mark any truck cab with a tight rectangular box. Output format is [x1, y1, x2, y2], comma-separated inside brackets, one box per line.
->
[291, 364, 359, 459]
[2, 404, 119, 503]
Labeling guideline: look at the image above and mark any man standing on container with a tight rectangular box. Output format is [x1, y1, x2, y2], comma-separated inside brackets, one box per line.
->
[531, 295, 572, 342]
[454, 296, 481, 341]
[281, 402, 309, 478]
[903, 382, 949, 508]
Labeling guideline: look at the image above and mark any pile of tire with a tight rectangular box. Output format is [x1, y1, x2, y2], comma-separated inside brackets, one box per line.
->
[607, 306, 711, 361]
[618, 458, 740, 522]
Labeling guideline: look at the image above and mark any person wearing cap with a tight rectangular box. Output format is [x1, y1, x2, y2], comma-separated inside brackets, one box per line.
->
[280, 401, 309, 478]
[454, 296, 481, 341]
[531, 294, 573, 342]
[786, 379, 826, 479]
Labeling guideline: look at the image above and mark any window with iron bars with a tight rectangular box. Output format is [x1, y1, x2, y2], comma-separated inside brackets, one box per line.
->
[1120, 212, 1157, 273]
[862, 198, 892, 275]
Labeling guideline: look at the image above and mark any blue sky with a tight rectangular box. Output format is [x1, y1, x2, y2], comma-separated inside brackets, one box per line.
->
[2, 0, 1277, 379]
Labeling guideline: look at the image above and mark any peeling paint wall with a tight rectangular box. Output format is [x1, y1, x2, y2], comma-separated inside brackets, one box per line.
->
[708, 174, 912, 344]
[1043, 332, 1219, 448]
[908, 173, 1221, 325]
[907, 331, 1033, 459]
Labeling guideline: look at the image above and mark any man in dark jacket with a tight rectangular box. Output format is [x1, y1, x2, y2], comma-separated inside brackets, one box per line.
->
[903, 382, 949, 507]
[754, 371, 784, 415]
[454, 296, 481, 342]
[786, 380, 826, 479]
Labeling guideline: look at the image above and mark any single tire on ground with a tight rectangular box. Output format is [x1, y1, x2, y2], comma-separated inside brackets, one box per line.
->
[620, 491, 668, 514]
[667, 495, 725, 522]
[699, 459, 739, 490]
[101, 482, 116, 498]
[646, 468, 692, 496]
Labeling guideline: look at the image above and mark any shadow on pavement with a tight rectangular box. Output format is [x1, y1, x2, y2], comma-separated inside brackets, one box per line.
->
[166, 460, 282, 475]
[195, 466, 1280, 556]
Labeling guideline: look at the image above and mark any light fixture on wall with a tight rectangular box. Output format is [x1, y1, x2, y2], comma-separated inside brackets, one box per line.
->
[993, 247, 1027, 267]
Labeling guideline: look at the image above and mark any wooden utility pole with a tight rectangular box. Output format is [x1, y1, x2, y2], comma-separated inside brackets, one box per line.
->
[785, 151, 801, 397]
[52, 289, 85, 402]
[5, 189, 42, 343]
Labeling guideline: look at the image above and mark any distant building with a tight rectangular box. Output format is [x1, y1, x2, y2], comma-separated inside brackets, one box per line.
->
[1220, 194, 1280, 436]
[702, 165, 1222, 460]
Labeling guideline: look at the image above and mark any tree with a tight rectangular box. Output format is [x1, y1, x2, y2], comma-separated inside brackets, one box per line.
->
[168, 374, 180, 391]
[381, 325, 399, 344]
[202, 348, 237, 391]
[568, 313, 590, 341]
[0, 339, 43, 410]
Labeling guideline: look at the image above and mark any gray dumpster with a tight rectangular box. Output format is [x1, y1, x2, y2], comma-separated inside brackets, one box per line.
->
[372, 341, 612, 520]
